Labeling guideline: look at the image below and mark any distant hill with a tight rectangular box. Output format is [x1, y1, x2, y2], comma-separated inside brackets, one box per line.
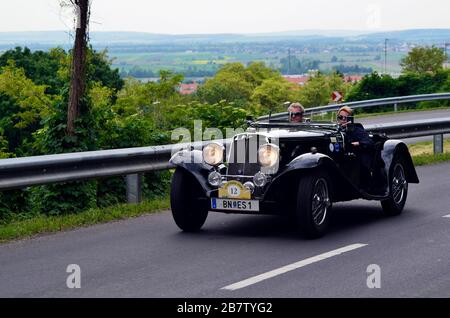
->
[351, 29, 450, 43]
[0, 29, 449, 49]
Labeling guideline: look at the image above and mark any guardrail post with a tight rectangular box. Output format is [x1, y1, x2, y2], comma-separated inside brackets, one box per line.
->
[433, 134, 444, 154]
[394, 103, 398, 112]
[126, 173, 142, 204]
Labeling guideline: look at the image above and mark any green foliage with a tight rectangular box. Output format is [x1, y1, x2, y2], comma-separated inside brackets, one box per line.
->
[0, 47, 172, 220]
[196, 63, 253, 106]
[346, 72, 397, 102]
[29, 86, 99, 216]
[29, 182, 97, 216]
[0, 63, 57, 157]
[113, 71, 186, 127]
[0, 46, 124, 97]
[0, 62, 55, 129]
[0, 47, 65, 95]
[346, 70, 450, 112]
[251, 77, 299, 112]
[0, 190, 31, 223]
[400, 46, 447, 74]
[87, 49, 124, 93]
[0, 130, 11, 158]
[196, 62, 281, 107]
[279, 55, 320, 74]
[166, 100, 248, 134]
[297, 72, 351, 107]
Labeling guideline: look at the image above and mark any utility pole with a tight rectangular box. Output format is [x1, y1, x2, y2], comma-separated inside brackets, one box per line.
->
[384, 38, 388, 74]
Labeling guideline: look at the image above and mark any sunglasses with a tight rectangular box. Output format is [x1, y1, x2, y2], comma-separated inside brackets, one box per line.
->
[290, 112, 304, 117]
[337, 115, 349, 121]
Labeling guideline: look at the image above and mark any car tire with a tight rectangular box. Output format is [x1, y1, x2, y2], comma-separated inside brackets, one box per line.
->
[381, 158, 408, 216]
[170, 167, 208, 232]
[295, 170, 333, 238]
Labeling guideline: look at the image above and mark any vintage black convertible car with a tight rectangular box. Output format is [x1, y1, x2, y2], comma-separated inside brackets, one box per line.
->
[169, 119, 419, 238]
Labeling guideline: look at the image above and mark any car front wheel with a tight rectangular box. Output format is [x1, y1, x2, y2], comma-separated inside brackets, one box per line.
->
[295, 171, 333, 238]
[170, 167, 208, 232]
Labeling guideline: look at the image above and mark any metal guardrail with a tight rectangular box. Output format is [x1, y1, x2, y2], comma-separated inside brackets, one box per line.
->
[258, 92, 450, 121]
[0, 117, 449, 203]
[365, 117, 450, 139]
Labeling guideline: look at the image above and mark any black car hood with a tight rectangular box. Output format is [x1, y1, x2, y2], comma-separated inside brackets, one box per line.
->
[249, 128, 332, 139]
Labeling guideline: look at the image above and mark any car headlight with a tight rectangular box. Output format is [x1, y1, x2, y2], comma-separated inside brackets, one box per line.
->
[203, 143, 224, 166]
[253, 172, 268, 187]
[258, 143, 279, 167]
[208, 171, 222, 187]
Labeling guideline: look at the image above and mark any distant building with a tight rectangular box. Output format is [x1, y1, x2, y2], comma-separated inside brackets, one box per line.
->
[283, 75, 310, 86]
[178, 83, 199, 95]
[344, 75, 364, 83]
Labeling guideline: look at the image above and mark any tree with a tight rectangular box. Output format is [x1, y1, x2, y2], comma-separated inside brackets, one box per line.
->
[298, 72, 350, 108]
[346, 72, 398, 102]
[0, 62, 55, 155]
[66, 0, 90, 135]
[196, 63, 254, 106]
[251, 78, 299, 112]
[196, 62, 282, 107]
[279, 56, 320, 75]
[0, 47, 65, 95]
[400, 46, 446, 74]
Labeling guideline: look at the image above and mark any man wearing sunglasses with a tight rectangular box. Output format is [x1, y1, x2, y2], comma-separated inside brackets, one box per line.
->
[288, 102, 305, 123]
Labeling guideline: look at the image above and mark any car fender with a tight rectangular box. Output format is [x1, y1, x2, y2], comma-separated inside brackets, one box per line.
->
[262, 152, 360, 201]
[169, 150, 215, 193]
[381, 140, 419, 183]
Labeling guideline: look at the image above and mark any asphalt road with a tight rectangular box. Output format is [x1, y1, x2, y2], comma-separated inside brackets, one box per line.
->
[358, 108, 450, 144]
[1, 161, 450, 297]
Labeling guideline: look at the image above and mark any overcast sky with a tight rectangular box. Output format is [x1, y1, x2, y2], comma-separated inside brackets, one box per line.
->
[0, 0, 449, 34]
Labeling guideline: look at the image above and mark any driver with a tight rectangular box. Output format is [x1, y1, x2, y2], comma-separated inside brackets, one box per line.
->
[288, 102, 305, 123]
[337, 106, 374, 189]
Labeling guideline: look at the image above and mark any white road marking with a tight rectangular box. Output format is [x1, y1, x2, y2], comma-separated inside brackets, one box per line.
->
[443, 214, 450, 218]
[221, 243, 368, 291]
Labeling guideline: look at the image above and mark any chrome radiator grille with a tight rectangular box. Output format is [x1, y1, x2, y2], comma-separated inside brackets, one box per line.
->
[226, 134, 266, 176]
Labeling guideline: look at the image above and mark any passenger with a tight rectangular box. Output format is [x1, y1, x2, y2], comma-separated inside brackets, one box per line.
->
[288, 102, 305, 123]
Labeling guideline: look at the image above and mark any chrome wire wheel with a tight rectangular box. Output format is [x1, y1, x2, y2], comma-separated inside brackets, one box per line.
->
[311, 178, 330, 226]
[381, 158, 409, 216]
[392, 163, 407, 205]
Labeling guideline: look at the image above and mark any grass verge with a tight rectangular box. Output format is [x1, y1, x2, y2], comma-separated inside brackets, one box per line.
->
[0, 196, 170, 243]
[408, 138, 450, 166]
[412, 152, 450, 166]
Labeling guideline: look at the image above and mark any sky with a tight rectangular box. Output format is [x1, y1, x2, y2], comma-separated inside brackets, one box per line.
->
[0, 0, 449, 34]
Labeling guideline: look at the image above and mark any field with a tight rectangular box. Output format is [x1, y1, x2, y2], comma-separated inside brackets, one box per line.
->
[111, 49, 407, 79]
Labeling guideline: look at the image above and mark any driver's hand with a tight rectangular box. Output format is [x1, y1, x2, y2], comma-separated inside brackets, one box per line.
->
[351, 141, 360, 147]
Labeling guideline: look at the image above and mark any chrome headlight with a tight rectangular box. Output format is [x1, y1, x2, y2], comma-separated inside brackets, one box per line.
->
[208, 171, 222, 187]
[202, 142, 224, 166]
[253, 172, 268, 187]
[258, 143, 279, 167]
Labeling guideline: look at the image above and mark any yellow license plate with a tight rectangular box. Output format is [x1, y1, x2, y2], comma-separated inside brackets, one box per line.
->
[218, 180, 251, 199]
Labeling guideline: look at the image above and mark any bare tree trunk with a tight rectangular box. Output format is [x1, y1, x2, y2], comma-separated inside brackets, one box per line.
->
[67, 0, 89, 135]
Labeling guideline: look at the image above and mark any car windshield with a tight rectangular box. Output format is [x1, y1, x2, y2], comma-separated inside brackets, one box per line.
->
[249, 120, 339, 131]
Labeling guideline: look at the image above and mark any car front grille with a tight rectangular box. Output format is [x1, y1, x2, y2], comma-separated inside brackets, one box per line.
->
[226, 134, 266, 176]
